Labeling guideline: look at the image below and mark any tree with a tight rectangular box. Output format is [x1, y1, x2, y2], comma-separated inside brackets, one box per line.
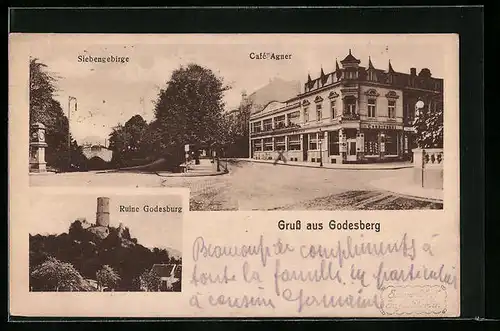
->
[96, 265, 121, 291]
[139, 269, 161, 292]
[29, 58, 58, 126]
[30, 256, 93, 291]
[223, 99, 254, 157]
[29, 58, 86, 171]
[152, 63, 230, 160]
[108, 115, 148, 167]
[413, 104, 443, 149]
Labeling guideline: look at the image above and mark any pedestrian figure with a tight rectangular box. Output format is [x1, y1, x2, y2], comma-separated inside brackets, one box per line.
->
[273, 150, 287, 165]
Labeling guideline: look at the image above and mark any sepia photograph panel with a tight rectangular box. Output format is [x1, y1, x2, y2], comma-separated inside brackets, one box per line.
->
[29, 193, 183, 292]
[27, 35, 445, 211]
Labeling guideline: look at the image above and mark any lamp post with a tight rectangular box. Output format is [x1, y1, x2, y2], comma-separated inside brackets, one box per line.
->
[318, 128, 323, 167]
[67, 96, 77, 171]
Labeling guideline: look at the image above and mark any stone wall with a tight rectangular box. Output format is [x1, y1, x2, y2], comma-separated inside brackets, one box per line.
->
[412, 148, 443, 189]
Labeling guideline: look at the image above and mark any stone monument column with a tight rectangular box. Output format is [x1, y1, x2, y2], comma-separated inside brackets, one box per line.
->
[29, 122, 48, 173]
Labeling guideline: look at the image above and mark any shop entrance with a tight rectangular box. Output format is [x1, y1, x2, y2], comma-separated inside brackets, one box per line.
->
[347, 138, 357, 162]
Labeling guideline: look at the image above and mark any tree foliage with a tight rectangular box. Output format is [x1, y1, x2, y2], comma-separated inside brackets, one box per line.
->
[30, 256, 92, 291]
[96, 265, 121, 291]
[152, 63, 230, 153]
[139, 269, 161, 292]
[29, 224, 181, 291]
[223, 99, 253, 157]
[413, 105, 444, 149]
[108, 115, 148, 167]
[29, 58, 86, 171]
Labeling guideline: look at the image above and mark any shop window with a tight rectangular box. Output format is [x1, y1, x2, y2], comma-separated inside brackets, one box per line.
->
[274, 136, 285, 150]
[288, 135, 301, 150]
[263, 138, 273, 151]
[364, 131, 379, 155]
[385, 133, 398, 155]
[308, 133, 319, 150]
[253, 140, 262, 152]
[329, 132, 339, 155]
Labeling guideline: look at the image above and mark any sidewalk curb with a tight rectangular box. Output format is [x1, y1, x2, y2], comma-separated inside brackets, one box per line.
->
[233, 159, 413, 171]
[154, 169, 229, 178]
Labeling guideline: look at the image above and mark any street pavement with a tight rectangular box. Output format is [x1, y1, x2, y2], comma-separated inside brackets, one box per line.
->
[30, 160, 442, 211]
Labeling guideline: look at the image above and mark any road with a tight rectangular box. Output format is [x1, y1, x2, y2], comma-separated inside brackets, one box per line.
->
[30, 160, 442, 211]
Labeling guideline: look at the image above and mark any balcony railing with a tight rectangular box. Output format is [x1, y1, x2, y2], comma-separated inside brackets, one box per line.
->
[340, 113, 360, 121]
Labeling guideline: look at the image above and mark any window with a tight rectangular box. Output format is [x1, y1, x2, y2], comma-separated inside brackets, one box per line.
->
[263, 119, 273, 131]
[263, 138, 273, 151]
[308, 133, 319, 150]
[274, 136, 285, 150]
[388, 100, 396, 118]
[316, 104, 322, 121]
[364, 131, 379, 155]
[303, 107, 309, 122]
[252, 140, 262, 152]
[274, 115, 285, 129]
[288, 135, 301, 150]
[251, 121, 262, 133]
[345, 70, 357, 79]
[287, 111, 300, 126]
[330, 100, 337, 118]
[328, 131, 339, 155]
[368, 71, 377, 81]
[406, 103, 415, 122]
[368, 99, 376, 118]
[344, 97, 356, 115]
[385, 132, 397, 155]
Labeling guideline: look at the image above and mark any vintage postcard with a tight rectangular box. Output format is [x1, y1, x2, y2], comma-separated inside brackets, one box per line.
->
[9, 33, 460, 317]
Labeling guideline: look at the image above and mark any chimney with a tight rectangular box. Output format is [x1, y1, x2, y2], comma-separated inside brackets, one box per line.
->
[96, 197, 110, 227]
[410, 68, 417, 76]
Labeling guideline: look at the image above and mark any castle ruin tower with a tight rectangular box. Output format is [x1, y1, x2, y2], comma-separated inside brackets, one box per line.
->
[96, 197, 110, 227]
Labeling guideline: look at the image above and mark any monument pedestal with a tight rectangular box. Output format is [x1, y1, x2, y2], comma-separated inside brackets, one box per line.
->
[29, 123, 48, 173]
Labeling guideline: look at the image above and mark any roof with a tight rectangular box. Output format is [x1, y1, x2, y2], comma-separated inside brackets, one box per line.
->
[340, 49, 361, 64]
[150, 264, 177, 277]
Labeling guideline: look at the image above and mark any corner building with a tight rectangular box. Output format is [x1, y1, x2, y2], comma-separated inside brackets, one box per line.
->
[249, 50, 443, 164]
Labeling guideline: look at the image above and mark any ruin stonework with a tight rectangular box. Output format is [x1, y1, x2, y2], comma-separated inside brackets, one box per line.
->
[69, 197, 135, 244]
[96, 197, 110, 227]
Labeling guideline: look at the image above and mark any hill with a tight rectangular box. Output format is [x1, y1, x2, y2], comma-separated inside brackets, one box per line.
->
[29, 219, 182, 291]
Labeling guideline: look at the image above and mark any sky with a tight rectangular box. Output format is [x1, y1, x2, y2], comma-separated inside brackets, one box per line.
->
[29, 193, 183, 252]
[29, 34, 452, 145]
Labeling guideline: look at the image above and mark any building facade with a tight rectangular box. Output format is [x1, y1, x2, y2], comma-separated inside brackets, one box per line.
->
[249, 50, 443, 164]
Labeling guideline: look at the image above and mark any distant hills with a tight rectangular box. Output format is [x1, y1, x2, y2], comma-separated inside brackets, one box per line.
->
[245, 77, 301, 114]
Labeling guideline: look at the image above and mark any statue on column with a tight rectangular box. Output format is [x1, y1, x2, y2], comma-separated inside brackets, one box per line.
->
[30, 122, 48, 173]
